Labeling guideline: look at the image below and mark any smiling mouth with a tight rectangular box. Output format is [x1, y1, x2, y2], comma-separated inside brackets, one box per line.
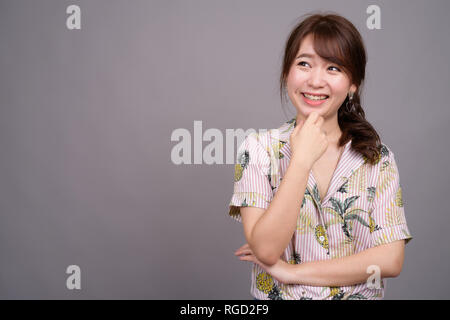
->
[301, 93, 329, 100]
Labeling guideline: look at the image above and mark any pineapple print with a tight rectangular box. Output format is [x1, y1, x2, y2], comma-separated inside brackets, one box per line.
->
[234, 164, 243, 182]
[256, 272, 274, 294]
[288, 252, 301, 265]
[369, 216, 381, 233]
[266, 166, 273, 191]
[363, 144, 389, 165]
[329, 287, 340, 296]
[286, 117, 296, 125]
[271, 141, 286, 159]
[367, 186, 376, 202]
[326, 196, 369, 241]
[301, 196, 306, 209]
[328, 287, 368, 300]
[234, 150, 249, 182]
[395, 186, 404, 207]
[311, 184, 321, 205]
[314, 225, 329, 254]
[256, 272, 284, 300]
[380, 144, 390, 157]
[267, 286, 284, 300]
[266, 165, 279, 192]
[337, 180, 348, 193]
[301, 189, 313, 209]
[284, 117, 296, 131]
[329, 287, 345, 300]
[347, 165, 368, 193]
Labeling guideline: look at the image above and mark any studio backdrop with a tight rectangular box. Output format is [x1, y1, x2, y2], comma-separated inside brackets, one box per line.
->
[0, 0, 449, 299]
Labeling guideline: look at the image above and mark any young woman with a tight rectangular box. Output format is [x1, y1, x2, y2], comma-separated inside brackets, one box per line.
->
[228, 12, 413, 300]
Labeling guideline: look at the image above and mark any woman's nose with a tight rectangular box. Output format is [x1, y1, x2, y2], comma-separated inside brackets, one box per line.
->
[307, 68, 326, 87]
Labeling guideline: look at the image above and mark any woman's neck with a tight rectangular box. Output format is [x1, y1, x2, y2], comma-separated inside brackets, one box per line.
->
[323, 121, 343, 147]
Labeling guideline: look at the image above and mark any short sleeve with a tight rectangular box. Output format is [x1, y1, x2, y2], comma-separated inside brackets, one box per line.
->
[228, 132, 274, 223]
[370, 149, 413, 247]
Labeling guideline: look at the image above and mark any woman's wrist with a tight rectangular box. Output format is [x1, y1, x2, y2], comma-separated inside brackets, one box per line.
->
[287, 157, 311, 178]
[286, 262, 299, 285]
[289, 155, 312, 173]
[277, 260, 304, 285]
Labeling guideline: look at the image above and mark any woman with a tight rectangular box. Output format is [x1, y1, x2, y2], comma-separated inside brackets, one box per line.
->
[228, 12, 413, 300]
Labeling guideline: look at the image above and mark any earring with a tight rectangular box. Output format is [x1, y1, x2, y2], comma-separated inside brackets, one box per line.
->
[345, 91, 356, 113]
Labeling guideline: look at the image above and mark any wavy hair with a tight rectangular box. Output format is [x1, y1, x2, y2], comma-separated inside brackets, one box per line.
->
[279, 12, 382, 165]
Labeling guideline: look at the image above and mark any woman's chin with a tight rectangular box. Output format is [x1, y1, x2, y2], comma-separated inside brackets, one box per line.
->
[297, 107, 325, 117]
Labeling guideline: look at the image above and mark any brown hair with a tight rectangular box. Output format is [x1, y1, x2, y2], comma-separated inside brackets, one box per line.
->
[279, 12, 382, 165]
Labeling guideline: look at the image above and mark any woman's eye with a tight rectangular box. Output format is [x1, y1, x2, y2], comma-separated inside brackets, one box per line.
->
[297, 61, 340, 72]
[298, 61, 309, 67]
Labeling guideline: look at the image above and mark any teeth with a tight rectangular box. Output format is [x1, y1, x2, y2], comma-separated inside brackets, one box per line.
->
[303, 93, 328, 100]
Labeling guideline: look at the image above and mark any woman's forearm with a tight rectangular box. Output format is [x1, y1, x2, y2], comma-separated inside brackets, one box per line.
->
[287, 240, 405, 286]
[250, 160, 310, 265]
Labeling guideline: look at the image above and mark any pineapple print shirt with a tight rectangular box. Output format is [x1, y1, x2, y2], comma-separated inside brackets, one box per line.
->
[228, 118, 413, 300]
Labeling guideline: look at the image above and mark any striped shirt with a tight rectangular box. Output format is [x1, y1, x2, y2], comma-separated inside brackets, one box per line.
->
[228, 117, 413, 300]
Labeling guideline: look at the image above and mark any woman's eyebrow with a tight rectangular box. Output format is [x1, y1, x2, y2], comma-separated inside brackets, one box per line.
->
[296, 53, 316, 59]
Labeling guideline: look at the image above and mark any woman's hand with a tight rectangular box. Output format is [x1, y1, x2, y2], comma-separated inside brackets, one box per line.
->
[290, 111, 329, 170]
[234, 243, 294, 284]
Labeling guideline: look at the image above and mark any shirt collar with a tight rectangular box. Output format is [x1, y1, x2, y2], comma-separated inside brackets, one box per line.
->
[276, 117, 366, 205]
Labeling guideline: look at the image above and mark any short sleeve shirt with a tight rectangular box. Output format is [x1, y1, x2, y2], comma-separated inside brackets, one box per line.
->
[228, 117, 413, 300]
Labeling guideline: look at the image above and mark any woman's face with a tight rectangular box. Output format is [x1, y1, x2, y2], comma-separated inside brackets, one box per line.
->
[286, 33, 356, 120]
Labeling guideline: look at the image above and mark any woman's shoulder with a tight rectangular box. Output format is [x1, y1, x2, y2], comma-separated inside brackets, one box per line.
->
[367, 142, 401, 172]
[377, 142, 397, 162]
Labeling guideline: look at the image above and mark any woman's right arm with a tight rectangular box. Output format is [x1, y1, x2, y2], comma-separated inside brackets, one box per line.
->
[242, 161, 310, 266]
[241, 111, 327, 266]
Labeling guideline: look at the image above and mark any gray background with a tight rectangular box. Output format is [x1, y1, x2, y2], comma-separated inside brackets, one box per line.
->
[0, 0, 448, 299]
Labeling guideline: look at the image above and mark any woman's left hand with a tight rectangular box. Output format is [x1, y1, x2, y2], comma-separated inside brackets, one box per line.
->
[234, 243, 294, 284]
